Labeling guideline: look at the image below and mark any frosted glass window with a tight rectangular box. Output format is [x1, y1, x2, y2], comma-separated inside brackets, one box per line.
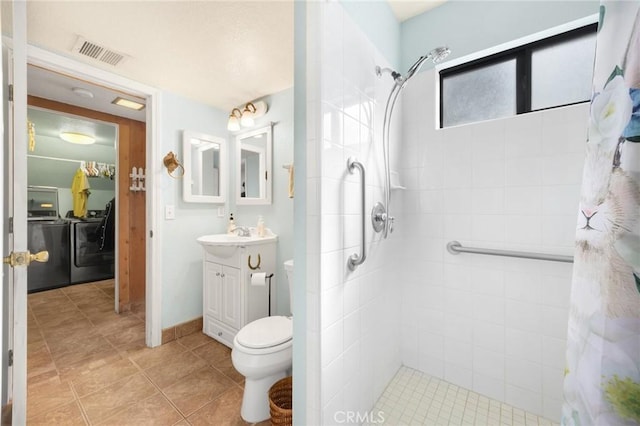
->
[531, 32, 596, 110]
[442, 59, 517, 127]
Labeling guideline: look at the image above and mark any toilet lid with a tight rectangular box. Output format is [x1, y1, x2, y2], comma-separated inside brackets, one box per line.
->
[236, 316, 292, 349]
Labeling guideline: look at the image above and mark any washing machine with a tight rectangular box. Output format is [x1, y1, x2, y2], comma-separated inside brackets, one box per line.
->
[69, 217, 115, 284]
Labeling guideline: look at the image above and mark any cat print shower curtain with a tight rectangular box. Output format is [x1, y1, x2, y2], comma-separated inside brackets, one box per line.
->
[562, 1, 640, 425]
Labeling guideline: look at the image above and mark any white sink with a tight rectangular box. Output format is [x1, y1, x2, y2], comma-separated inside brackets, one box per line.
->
[197, 233, 277, 257]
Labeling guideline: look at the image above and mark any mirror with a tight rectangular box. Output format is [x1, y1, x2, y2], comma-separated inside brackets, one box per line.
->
[236, 125, 272, 205]
[183, 130, 227, 203]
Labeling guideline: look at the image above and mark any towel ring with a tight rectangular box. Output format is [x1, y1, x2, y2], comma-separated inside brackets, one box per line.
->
[163, 151, 185, 179]
[248, 254, 261, 270]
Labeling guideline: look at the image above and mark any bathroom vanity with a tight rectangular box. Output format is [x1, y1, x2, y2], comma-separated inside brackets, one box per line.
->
[197, 233, 277, 348]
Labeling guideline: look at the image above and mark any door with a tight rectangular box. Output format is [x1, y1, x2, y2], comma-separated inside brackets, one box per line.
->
[2, 1, 29, 424]
[204, 262, 222, 320]
[221, 266, 241, 330]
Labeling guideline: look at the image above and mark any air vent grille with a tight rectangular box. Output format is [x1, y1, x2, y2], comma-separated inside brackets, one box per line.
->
[72, 36, 128, 67]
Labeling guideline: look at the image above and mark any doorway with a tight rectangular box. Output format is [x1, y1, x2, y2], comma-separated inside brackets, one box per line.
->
[26, 65, 147, 314]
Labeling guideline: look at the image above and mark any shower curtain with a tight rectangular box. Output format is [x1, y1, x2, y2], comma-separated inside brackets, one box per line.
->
[562, 1, 640, 425]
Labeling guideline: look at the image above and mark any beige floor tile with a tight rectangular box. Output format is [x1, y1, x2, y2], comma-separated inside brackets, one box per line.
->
[27, 379, 76, 419]
[186, 387, 246, 426]
[50, 333, 112, 360]
[27, 282, 244, 425]
[72, 358, 140, 397]
[176, 332, 213, 350]
[103, 323, 146, 347]
[92, 314, 143, 336]
[212, 356, 244, 385]
[40, 318, 96, 339]
[129, 341, 187, 370]
[79, 373, 157, 423]
[52, 336, 117, 367]
[144, 351, 207, 390]
[95, 393, 182, 426]
[192, 340, 232, 366]
[26, 401, 87, 425]
[162, 366, 235, 417]
[57, 351, 124, 383]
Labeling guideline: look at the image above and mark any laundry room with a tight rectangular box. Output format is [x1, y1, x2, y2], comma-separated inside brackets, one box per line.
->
[26, 105, 117, 293]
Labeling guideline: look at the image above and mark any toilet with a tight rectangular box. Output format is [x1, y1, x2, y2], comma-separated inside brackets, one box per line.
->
[232, 259, 294, 423]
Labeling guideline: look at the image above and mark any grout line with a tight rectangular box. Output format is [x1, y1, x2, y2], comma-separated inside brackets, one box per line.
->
[68, 380, 92, 426]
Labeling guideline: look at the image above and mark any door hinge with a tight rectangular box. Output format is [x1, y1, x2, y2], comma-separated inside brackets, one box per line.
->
[265, 171, 268, 180]
[8, 350, 13, 367]
[8, 217, 13, 234]
[149, 230, 153, 238]
[8, 84, 13, 102]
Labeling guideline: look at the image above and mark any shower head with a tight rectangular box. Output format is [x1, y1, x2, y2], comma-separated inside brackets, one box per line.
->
[402, 46, 451, 84]
[430, 46, 451, 63]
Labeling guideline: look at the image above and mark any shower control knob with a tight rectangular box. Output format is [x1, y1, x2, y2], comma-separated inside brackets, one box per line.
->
[371, 202, 387, 233]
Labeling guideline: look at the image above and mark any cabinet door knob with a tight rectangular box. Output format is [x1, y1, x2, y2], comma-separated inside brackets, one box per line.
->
[221, 273, 225, 278]
[215, 272, 220, 276]
[218, 332, 223, 337]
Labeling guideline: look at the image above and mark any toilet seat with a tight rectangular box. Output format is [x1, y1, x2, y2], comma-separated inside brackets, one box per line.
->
[236, 316, 292, 350]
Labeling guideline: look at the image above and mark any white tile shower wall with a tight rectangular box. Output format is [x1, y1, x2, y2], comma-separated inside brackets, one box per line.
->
[398, 68, 587, 420]
[308, 3, 403, 425]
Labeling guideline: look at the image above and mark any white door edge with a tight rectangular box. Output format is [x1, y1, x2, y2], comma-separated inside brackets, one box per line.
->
[26, 44, 163, 348]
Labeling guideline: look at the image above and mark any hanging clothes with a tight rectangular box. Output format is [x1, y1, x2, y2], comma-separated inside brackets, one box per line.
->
[71, 168, 91, 218]
[562, 2, 640, 425]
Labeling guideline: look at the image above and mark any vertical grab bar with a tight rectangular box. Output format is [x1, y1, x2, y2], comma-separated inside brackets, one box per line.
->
[347, 157, 366, 271]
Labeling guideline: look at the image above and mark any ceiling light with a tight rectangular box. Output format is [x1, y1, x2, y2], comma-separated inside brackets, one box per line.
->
[227, 108, 242, 131]
[112, 96, 145, 111]
[60, 132, 96, 145]
[72, 87, 94, 99]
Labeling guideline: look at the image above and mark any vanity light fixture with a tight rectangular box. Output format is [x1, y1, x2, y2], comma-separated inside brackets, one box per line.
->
[60, 131, 96, 145]
[240, 102, 257, 127]
[227, 100, 268, 131]
[112, 96, 145, 111]
[227, 108, 242, 131]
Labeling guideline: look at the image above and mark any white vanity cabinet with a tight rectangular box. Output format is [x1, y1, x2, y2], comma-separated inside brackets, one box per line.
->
[201, 239, 276, 348]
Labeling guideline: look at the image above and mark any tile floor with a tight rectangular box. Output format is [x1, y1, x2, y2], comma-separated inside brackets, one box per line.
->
[27, 280, 268, 425]
[367, 367, 560, 426]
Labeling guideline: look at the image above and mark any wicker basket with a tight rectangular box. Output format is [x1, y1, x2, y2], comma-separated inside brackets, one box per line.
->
[269, 376, 292, 426]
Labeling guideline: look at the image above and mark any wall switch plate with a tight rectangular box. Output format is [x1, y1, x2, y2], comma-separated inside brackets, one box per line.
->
[217, 206, 225, 217]
[165, 205, 175, 220]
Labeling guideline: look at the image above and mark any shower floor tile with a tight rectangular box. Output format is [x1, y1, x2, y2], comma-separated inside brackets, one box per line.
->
[367, 367, 559, 426]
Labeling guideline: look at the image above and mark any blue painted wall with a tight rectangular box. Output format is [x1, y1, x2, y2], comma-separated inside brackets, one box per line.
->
[159, 88, 294, 329]
[341, 0, 401, 68]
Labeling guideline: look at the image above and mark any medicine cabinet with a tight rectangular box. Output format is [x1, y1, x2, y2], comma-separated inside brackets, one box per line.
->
[183, 130, 227, 203]
[235, 125, 272, 205]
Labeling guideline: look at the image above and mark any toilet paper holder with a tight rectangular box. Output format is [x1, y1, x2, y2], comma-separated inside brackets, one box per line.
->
[251, 272, 274, 316]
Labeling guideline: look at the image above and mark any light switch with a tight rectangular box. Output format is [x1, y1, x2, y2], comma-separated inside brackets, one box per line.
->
[165, 205, 175, 220]
[217, 206, 225, 217]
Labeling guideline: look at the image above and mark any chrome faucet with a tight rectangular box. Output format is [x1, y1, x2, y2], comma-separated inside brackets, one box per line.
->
[231, 226, 251, 237]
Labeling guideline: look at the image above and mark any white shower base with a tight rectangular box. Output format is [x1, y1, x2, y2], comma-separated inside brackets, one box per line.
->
[366, 367, 560, 426]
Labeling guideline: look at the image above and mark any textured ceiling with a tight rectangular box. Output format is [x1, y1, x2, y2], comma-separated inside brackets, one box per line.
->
[387, 0, 446, 22]
[26, 1, 294, 112]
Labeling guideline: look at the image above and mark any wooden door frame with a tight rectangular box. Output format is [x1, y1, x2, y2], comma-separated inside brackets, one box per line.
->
[26, 45, 163, 347]
[27, 96, 146, 314]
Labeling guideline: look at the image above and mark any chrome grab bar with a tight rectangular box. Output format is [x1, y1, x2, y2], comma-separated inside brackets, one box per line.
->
[347, 157, 366, 271]
[446, 240, 574, 263]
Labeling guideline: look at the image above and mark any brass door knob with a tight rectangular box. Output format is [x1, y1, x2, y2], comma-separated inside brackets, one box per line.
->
[30, 251, 49, 263]
[3, 250, 49, 267]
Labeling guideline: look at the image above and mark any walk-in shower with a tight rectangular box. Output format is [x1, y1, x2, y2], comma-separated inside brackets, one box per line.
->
[373, 46, 451, 238]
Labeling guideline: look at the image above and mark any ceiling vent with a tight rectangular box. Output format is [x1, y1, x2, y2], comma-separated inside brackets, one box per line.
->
[72, 36, 128, 67]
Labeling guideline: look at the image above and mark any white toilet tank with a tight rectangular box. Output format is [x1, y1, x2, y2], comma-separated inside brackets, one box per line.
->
[284, 259, 293, 315]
